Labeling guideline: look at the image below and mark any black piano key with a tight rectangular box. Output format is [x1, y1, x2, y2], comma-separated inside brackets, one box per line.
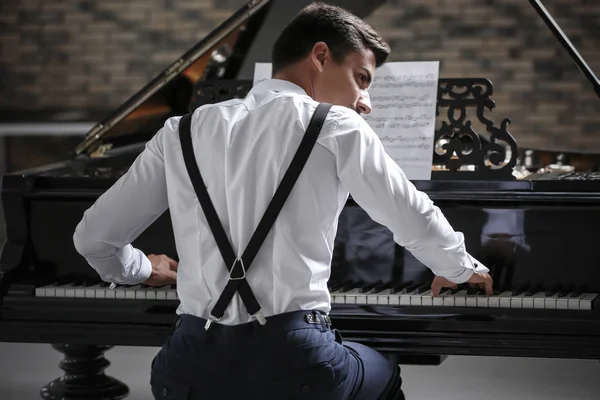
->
[415, 285, 430, 294]
[557, 285, 573, 297]
[524, 284, 542, 296]
[400, 283, 420, 294]
[512, 285, 529, 296]
[370, 282, 389, 294]
[83, 277, 101, 287]
[55, 274, 76, 286]
[360, 281, 383, 293]
[450, 284, 463, 294]
[70, 277, 85, 286]
[339, 282, 357, 292]
[466, 285, 479, 295]
[545, 284, 561, 296]
[391, 281, 413, 294]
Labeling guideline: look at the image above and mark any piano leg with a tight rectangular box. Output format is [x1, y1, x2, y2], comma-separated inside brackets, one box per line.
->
[40, 344, 129, 400]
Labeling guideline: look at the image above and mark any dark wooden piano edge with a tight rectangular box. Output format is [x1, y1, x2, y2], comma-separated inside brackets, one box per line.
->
[1, 320, 599, 362]
[2, 298, 600, 362]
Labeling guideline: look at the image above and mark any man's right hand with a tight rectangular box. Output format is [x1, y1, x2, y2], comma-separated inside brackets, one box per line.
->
[431, 271, 494, 297]
[144, 254, 178, 287]
[466, 271, 494, 295]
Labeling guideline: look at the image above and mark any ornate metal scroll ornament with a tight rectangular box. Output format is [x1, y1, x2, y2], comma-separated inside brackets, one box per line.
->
[433, 78, 519, 180]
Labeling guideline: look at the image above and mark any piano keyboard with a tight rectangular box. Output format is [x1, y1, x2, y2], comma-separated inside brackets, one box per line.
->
[35, 280, 178, 301]
[33, 278, 598, 310]
[329, 282, 599, 311]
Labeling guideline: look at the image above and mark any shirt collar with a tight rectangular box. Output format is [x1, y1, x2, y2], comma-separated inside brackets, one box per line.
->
[248, 78, 309, 97]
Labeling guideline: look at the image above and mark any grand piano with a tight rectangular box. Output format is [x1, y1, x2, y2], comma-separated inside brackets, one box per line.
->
[1, 0, 599, 398]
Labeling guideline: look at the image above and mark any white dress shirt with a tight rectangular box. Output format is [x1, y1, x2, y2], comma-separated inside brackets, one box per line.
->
[73, 78, 489, 325]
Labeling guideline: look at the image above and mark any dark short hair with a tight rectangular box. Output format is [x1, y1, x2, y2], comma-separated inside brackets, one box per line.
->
[271, 2, 391, 74]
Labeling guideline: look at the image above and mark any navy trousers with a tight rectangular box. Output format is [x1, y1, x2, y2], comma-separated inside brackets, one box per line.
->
[150, 310, 404, 400]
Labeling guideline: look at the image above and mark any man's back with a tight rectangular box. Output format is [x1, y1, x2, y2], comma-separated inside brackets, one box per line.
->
[163, 79, 351, 324]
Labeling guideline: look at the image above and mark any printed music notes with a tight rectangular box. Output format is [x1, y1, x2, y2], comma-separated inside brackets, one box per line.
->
[362, 62, 439, 180]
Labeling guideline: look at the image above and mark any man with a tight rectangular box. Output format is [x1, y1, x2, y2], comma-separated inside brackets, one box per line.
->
[73, 3, 493, 399]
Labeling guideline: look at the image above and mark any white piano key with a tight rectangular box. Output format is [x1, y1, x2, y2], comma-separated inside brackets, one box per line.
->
[125, 285, 140, 299]
[522, 292, 545, 309]
[421, 291, 433, 306]
[510, 292, 527, 309]
[377, 289, 391, 305]
[94, 286, 107, 299]
[580, 293, 598, 311]
[399, 291, 414, 306]
[567, 293, 587, 310]
[344, 288, 361, 304]
[443, 292, 455, 307]
[54, 284, 68, 297]
[85, 284, 102, 298]
[411, 290, 429, 306]
[556, 293, 574, 310]
[433, 290, 450, 306]
[146, 290, 156, 300]
[332, 290, 345, 304]
[166, 289, 178, 301]
[366, 291, 379, 305]
[75, 286, 87, 298]
[355, 290, 372, 305]
[388, 292, 400, 306]
[534, 293, 549, 309]
[155, 287, 169, 300]
[544, 293, 560, 309]
[452, 290, 467, 307]
[466, 294, 479, 308]
[35, 285, 51, 297]
[64, 286, 76, 298]
[496, 291, 513, 308]
[135, 287, 147, 300]
[104, 287, 116, 299]
[115, 286, 127, 299]
[476, 294, 489, 308]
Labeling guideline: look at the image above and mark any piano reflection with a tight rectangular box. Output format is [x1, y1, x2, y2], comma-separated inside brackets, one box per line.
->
[1, 0, 599, 398]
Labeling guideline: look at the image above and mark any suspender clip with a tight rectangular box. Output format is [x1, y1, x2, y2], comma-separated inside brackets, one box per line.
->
[204, 314, 221, 331]
[253, 309, 267, 325]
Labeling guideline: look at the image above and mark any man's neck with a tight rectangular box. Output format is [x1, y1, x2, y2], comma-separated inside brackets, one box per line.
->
[272, 66, 314, 98]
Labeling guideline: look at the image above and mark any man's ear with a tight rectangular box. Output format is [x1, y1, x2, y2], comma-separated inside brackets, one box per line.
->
[310, 41, 329, 72]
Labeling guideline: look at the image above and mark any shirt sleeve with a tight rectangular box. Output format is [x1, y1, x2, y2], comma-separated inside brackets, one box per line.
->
[328, 109, 489, 284]
[72, 118, 174, 285]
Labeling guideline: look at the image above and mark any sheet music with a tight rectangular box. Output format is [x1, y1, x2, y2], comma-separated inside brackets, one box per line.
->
[253, 61, 439, 180]
[363, 61, 439, 180]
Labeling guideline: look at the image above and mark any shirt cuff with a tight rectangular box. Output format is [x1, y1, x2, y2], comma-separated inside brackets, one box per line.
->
[444, 253, 489, 284]
[129, 248, 153, 284]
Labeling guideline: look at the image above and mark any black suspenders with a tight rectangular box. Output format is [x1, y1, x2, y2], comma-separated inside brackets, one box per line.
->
[178, 103, 332, 330]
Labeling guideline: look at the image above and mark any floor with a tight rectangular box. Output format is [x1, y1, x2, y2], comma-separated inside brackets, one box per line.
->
[0, 342, 599, 399]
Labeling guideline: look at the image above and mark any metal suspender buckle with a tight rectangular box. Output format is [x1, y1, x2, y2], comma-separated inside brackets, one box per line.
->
[252, 309, 267, 326]
[229, 257, 246, 281]
[204, 314, 221, 331]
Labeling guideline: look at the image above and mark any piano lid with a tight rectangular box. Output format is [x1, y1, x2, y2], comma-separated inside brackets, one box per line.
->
[72, 0, 273, 157]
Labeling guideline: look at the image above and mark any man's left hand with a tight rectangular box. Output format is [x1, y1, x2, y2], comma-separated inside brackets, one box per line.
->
[144, 254, 178, 287]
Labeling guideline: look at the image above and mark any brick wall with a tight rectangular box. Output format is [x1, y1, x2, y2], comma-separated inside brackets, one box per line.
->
[0, 0, 599, 153]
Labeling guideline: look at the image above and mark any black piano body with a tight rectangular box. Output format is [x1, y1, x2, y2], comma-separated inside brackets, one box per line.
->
[1, 0, 600, 398]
